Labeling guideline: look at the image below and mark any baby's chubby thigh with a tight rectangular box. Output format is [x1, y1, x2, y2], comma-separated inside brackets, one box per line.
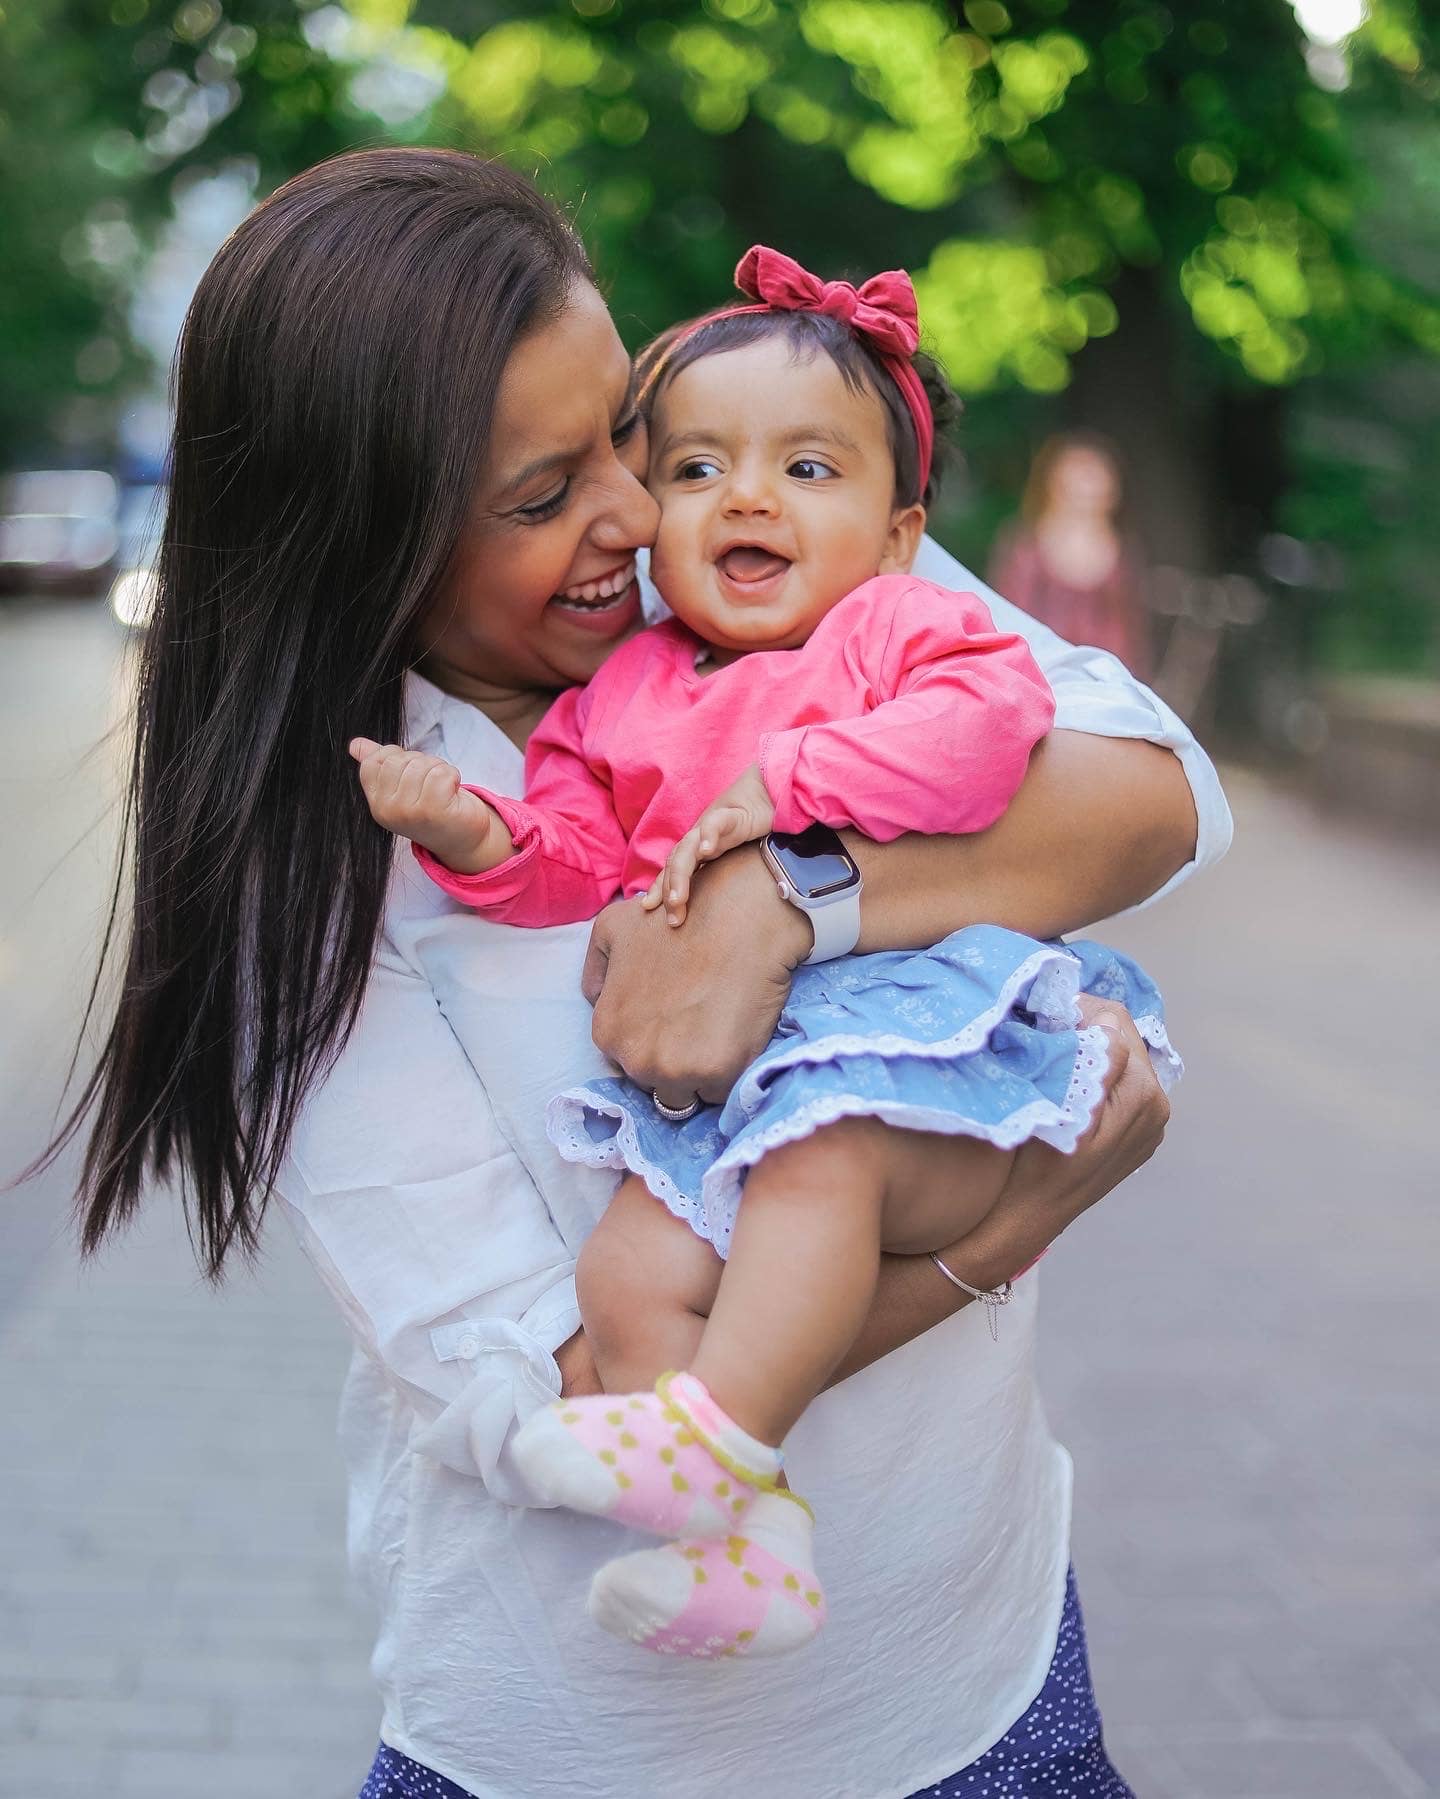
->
[577, 1177, 724, 1391]
[862, 1121, 1017, 1256]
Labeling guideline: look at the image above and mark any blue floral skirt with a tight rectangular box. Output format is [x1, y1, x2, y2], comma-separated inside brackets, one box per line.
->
[549, 925, 1178, 1257]
[358, 1568, 1133, 1798]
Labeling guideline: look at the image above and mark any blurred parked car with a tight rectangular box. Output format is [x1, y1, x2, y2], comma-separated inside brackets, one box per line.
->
[0, 470, 119, 595]
[109, 482, 164, 629]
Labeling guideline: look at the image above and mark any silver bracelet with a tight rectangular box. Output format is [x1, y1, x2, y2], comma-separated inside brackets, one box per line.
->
[929, 1254, 1014, 1342]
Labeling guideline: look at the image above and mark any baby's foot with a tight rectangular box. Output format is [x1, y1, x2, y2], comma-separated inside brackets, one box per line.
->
[588, 1490, 827, 1660]
[512, 1372, 782, 1539]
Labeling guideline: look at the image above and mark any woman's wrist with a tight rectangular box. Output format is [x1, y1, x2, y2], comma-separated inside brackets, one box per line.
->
[699, 840, 815, 968]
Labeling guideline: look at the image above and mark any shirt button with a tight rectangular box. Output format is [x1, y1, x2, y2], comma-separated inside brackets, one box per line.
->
[456, 1332, 480, 1359]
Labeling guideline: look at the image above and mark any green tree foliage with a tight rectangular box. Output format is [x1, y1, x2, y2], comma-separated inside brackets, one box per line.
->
[3, 0, 1436, 663]
[0, 0, 358, 463]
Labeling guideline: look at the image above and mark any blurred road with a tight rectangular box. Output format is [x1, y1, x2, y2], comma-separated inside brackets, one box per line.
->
[2, 598, 1437, 1799]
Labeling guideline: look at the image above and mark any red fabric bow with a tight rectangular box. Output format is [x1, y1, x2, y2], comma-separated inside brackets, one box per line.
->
[734, 245, 921, 362]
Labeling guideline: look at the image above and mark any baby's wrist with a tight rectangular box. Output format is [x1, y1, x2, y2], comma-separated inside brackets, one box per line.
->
[420, 804, 508, 875]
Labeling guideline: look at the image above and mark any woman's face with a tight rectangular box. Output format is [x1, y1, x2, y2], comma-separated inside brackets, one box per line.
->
[1049, 447, 1120, 517]
[420, 282, 659, 702]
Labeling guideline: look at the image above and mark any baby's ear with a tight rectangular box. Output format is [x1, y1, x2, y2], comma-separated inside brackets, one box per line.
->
[879, 502, 927, 574]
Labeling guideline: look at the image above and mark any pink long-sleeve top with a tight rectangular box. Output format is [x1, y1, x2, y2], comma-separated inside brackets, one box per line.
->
[417, 574, 1055, 927]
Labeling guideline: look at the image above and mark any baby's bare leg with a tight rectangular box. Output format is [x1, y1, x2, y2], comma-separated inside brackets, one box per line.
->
[691, 1121, 1015, 1445]
[577, 1176, 723, 1393]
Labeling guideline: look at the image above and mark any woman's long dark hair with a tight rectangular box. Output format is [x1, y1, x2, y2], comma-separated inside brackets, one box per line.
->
[42, 149, 592, 1278]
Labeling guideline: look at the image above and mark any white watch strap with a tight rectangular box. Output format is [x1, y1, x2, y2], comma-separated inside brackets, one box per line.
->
[802, 891, 862, 964]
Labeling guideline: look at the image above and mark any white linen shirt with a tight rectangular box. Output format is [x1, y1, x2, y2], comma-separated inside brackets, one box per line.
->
[280, 539, 1231, 1798]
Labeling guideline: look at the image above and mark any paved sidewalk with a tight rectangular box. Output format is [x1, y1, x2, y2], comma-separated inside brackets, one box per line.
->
[0, 1207, 377, 1798]
[3, 601, 1437, 1797]
[1041, 768, 1440, 1798]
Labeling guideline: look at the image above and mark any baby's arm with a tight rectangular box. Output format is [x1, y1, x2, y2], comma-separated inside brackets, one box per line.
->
[350, 737, 515, 873]
[644, 577, 1056, 925]
[352, 684, 632, 927]
[760, 577, 1056, 844]
[641, 764, 775, 927]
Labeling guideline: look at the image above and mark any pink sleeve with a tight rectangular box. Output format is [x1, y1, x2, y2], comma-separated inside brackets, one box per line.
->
[758, 577, 1055, 840]
[415, 684, 629, 927]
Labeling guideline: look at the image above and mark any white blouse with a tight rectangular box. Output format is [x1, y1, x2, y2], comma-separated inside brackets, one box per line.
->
[279, 540, 1231, 1798]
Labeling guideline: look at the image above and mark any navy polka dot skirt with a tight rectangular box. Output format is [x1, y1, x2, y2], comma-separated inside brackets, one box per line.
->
[358, 1568, 1133, 1798]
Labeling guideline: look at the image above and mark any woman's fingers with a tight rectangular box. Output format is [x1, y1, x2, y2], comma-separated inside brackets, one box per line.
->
[1075, 994, 1169, 1174]
[584, 855, 800, 1102]
[933, 998, 1171, 1290]
[652, 1080, 703, 1113]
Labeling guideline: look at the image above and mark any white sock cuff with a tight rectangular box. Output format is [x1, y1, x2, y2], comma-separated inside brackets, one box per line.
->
[660, 1372, 785, 1485]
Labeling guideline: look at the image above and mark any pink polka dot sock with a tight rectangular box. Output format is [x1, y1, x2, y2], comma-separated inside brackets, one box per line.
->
[587, 1489, 827, 1660]
[511, 1371, 783, 1539]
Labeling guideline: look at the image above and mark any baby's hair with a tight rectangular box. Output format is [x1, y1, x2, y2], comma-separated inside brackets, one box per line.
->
[634, 308, 960, 510]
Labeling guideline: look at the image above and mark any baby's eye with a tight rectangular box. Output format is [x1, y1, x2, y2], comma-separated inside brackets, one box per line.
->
[788, 458, 838, 482]
[677, 458, 722, 481]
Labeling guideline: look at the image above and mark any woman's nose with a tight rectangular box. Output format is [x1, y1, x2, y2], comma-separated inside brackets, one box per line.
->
[594, 457, 661, 551]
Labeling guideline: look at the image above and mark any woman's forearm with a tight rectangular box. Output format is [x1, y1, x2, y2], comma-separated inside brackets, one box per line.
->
[584, 735, 1195, 1100]
[847, 730, 1198, 947]
[827, 1000, 1171, 1387]
[826, 1250, 971, 1387]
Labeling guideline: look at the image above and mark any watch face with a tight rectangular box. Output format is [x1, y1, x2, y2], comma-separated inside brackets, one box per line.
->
[767, 824, 859, 899]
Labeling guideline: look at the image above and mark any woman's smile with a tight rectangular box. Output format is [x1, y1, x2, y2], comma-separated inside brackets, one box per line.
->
[548, 555, 643, 634]
[420, 284, 659, 707]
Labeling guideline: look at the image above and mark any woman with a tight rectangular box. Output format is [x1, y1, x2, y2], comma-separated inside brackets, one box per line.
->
[989, 432, 1153, 681]
[59, 151, 1229, 1796]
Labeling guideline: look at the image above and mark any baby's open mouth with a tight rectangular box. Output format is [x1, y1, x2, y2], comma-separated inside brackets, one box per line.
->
[717, 545, 791, 585]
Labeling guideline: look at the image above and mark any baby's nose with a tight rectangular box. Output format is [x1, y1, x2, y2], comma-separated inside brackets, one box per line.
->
[722, 471, 780, 515]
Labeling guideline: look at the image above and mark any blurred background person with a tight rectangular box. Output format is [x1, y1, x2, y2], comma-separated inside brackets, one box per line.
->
[989, 432, 1153, 681]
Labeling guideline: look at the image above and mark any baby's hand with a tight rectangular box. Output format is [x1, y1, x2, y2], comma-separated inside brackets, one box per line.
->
[642, 763, 776, 927]
[349, 738, 511, 874]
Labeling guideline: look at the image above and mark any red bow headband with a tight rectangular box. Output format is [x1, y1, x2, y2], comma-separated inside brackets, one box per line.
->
[671, 245, 934, 497]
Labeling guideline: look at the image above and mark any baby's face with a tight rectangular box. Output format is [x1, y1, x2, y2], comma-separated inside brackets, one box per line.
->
[646, 337, 923, 658]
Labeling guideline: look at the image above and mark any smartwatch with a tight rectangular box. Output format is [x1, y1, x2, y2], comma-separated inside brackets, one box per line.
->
[759, 824, 863, 965]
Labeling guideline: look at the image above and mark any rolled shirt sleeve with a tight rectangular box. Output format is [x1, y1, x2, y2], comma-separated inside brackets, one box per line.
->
[908, 536, 1233, 904]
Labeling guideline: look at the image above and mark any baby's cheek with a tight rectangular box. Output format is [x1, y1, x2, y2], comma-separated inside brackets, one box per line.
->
[649, 521, 711, 622]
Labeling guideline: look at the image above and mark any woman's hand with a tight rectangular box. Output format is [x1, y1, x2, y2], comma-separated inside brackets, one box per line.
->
[584, 844, 811, 1110]
[641, 765, 776, 928]
[825, 997, 1170, 1386]
[937, 996, 1170, 1290]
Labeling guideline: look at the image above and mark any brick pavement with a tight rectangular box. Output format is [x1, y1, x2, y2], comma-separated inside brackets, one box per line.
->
[3, 603, 1437, 1797]
[1041, 769, 1440, 1798]
[0, 1205, 377, 1798]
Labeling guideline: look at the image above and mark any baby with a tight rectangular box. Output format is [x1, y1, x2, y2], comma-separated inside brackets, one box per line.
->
[351, 247, 1179, 1662]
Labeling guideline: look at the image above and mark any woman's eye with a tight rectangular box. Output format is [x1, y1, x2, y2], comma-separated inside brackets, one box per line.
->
[788, 458, 838, 482]
[516, 480, 570, 523]
[677, 458, 722, 482]
[612, 412, 642, 445]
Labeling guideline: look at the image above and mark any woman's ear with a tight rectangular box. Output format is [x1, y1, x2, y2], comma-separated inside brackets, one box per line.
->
[878, 502, 927, 574]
